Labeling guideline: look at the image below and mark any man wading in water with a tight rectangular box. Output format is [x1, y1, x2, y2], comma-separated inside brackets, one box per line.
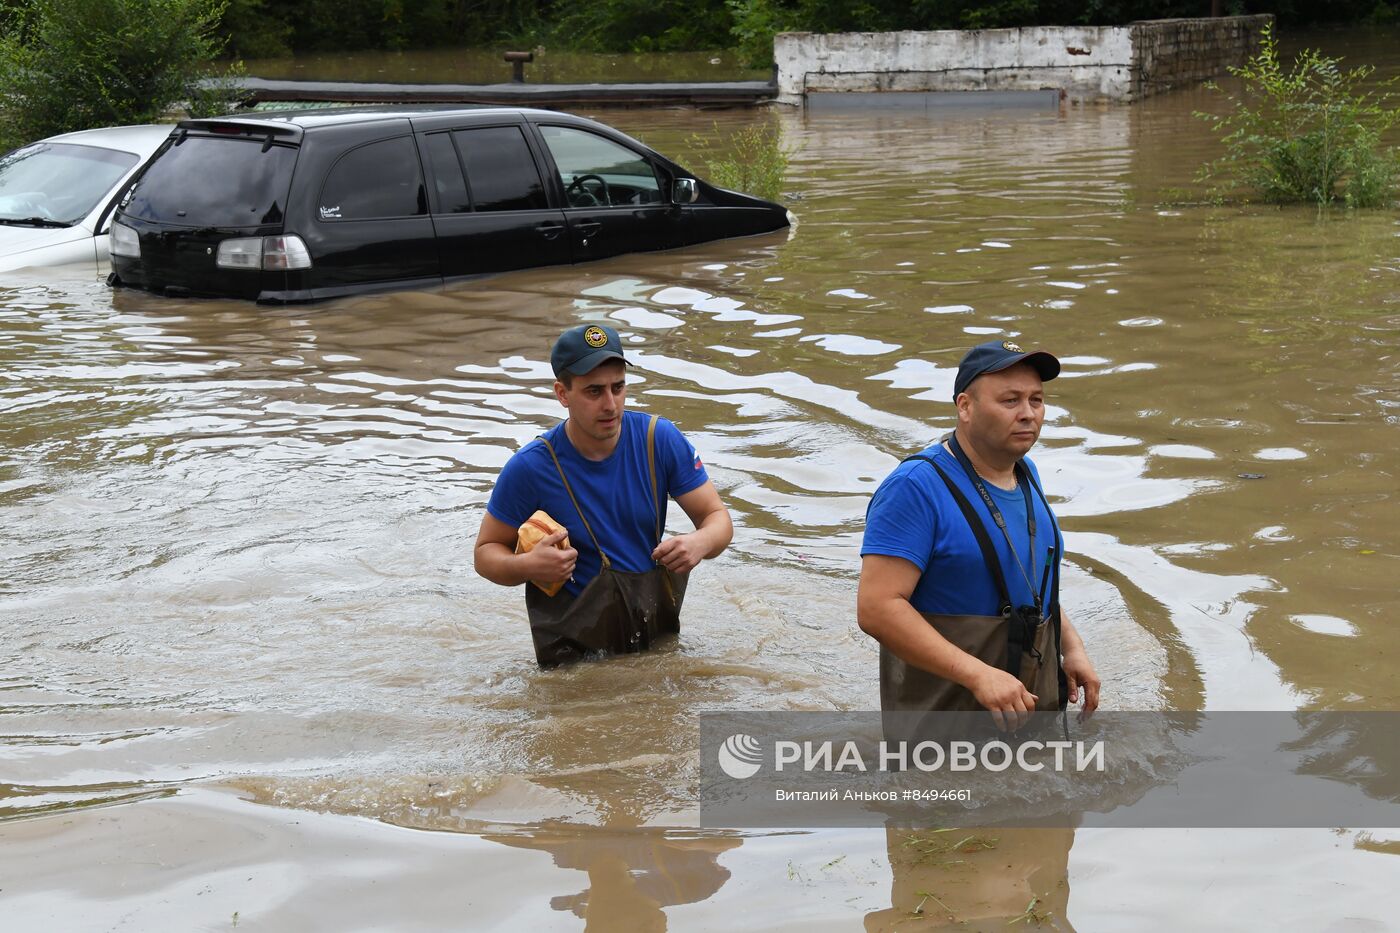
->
[474, 324, 732, 666]
[857, 340, 1101, 731]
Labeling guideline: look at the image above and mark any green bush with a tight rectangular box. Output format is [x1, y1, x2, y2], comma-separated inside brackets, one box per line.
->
[0, 0, 241, 148]
[685, 119, 793, 202]
[727, 0, 794, 68]
[727, 0, 896, 68]
[0, 1, 36, 38]
[1196, 24, 1399, 207]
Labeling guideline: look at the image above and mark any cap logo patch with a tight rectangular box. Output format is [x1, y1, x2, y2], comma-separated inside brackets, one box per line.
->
[584, 326, 608, 348]
[1002, 341, 1024, 352]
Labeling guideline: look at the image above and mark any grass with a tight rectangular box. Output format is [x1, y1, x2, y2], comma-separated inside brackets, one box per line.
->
[911, 888, 957, 921]
[1007, 896, 1054, 926]
[901, 828, 1000, 867]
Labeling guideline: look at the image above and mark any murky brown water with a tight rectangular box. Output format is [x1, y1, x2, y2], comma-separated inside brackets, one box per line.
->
[2, 27, 1398, 931]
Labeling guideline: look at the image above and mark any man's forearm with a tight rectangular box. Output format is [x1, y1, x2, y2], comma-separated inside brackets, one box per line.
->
[859, 596, 990, 689]
[688, 508, 733, 559]
[474, 542, 530, 587]
[1059, 610, 1088, 657]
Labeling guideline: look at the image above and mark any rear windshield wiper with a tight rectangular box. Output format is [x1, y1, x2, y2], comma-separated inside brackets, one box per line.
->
[0, 216, 73, 228]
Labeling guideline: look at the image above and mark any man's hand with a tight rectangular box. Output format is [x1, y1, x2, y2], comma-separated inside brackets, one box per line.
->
[652, 533, 706, 574]
[1061, 648, 1100, 722]
[860, 555, 1037, 731]
[967, 665, 1038, 732]
[522, 529, 577, 583]
[668, 481, 732, 570]
[652, 480, 732, 575]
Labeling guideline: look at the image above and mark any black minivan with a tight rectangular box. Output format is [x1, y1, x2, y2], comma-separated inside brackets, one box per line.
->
[108, 107, 791, 303]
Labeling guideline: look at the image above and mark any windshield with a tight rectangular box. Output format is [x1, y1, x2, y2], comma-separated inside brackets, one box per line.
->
[0, 142, 139, 225]
[123, 134, 297, 228]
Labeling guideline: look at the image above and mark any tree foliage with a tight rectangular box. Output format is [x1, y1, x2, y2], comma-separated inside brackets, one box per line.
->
[152, 0, 1400, 62]
[0, 0, 241, 147]
[1197, 24, 1398, 206]
[722, 0, 1393, 67]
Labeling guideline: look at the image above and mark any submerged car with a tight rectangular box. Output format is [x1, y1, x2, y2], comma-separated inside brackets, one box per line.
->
[0, 124, 173, 274]
[108, 107, 791, 303]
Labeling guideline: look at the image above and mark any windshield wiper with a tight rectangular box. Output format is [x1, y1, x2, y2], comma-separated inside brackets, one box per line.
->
[0, 216, 73, 228]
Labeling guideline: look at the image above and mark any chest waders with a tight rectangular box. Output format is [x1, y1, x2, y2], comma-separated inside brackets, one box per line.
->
[879, 443, 1067, 720]
[524, 414, 688, 668]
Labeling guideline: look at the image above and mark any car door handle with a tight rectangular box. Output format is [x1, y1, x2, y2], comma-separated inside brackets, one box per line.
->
[574, 221, 602, 238]
[536, 222, 564, 241]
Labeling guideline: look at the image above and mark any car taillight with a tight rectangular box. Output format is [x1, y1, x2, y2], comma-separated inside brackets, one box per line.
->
[109, 222, 140, 259]
[216, 238, 262, 269]
[262, 236, 312, 271]
[216, 235, 313, 271]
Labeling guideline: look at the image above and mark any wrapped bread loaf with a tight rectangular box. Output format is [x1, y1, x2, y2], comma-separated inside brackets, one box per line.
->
[515, 510, 571, 597]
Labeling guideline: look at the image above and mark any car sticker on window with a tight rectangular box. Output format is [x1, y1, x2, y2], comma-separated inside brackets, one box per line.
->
[319, 205, 341, 219]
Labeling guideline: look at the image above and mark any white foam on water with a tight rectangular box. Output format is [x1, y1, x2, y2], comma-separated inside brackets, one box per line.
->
[1255, 447, 1307, 461]
[1290, 615, 1357, 637]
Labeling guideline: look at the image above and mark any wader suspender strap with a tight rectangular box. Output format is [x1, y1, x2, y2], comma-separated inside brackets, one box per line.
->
[539, 435, 610, 570]
[645, 414, 662, 546]
[538, 415, 665, 571]
[644, 415, 678, 606]
[1021, 466, 1069, 712]
[947, 433, 1039, 611]
[903, 454, 1031, 677]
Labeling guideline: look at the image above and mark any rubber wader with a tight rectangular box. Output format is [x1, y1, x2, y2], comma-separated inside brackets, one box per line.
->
[880, 446, 1066, 738]
[525, 414, 687, 668]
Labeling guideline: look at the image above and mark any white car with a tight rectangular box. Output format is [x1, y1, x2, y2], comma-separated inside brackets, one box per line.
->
[0, 124, 173, 274]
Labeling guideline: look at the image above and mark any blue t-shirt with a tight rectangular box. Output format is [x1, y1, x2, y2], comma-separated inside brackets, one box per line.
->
[861, 442, 1062, 617]
[487, 410, 710, 597]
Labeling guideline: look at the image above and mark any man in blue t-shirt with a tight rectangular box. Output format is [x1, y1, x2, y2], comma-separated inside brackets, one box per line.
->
[858, 339, 1100, 730]
[474, 323, 732, 665]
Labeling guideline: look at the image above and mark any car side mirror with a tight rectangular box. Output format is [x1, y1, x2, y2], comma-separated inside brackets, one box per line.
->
[672, 177, 699, 204]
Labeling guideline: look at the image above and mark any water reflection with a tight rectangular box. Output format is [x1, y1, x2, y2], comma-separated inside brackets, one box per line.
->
[865, 826, 1075, 931]
[488, 826, 741, 931]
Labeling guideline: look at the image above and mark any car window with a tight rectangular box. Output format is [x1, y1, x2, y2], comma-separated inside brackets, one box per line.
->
[0, 142, 139, 225]
[538, 126, 662, 209]
[319, 136, 427, 221]
[451, 126, 547, 213]
[422, 132, 470, 214]
[124, 136, 295, 228]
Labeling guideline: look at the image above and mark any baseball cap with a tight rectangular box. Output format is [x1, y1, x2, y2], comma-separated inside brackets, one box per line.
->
[953, 339, 1060, 400]
[551, 324, 629, 377]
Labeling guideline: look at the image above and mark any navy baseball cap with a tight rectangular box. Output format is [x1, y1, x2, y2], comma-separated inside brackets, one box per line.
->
[953, 339, 1060, 400]
[551, 324, 629, 377]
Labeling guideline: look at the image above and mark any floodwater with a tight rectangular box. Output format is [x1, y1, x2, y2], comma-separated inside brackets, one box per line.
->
[3, 27, 1398, 932]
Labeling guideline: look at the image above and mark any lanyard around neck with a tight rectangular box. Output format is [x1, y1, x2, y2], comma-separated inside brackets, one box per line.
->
[947, 432, 1039, 609]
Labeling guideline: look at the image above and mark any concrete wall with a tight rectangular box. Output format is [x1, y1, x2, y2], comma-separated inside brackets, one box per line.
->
[774, 16, 1271, 106]
[1132, 17, 1270, 99]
